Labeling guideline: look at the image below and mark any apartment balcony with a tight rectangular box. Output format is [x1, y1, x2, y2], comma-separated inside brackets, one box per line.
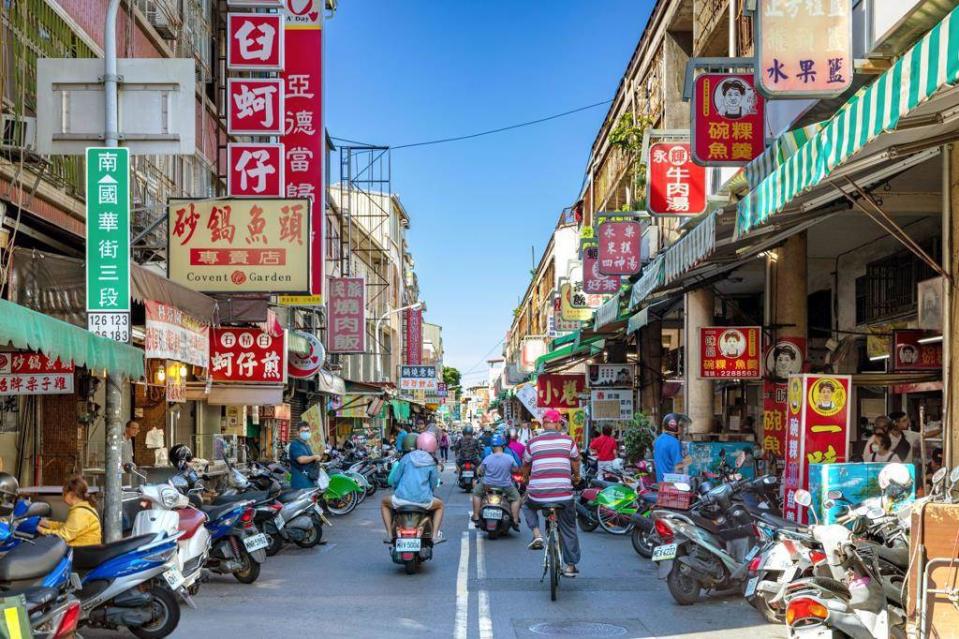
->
[694, 0, 730, 57]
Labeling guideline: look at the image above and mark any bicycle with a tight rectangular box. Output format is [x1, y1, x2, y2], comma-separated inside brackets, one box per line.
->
[538, 503, 565, 601]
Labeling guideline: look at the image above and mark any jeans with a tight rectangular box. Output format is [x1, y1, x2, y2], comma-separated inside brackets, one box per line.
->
[440, 446, 449, 461]
[523, 500, 581, 565]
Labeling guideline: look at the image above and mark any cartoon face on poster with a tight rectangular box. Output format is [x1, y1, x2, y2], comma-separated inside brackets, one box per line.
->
[713, 78, 758, 120]
[765, 338, 804, 381]
[692, 72, 765, 166]
[808, 377, 846, 417]
[718, 328, 746, 358]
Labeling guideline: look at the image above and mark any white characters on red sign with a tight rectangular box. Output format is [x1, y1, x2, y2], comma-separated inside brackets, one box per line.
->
[234, 19, 277, 62]
[233, 83, 278, 129]
[287, 147, 313, 172]
[286, 110, 316, 136]
[261, 352, 281, 379]
[286, 75, 314, 99]
[234, 148, 276, 194]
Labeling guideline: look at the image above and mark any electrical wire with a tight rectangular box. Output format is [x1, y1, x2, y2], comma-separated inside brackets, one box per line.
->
[331, 99, 612, 151]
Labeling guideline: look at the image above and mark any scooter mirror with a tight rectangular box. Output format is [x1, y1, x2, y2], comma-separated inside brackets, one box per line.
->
[933, 467, 948, 485]
[854, 506, 870, 517]
[950, 467, 959, 485]
[793, 489, 812, 507]
[823, 499, 836, 510]
[674, 482, 692, 492]
[867, 507, 885, 519]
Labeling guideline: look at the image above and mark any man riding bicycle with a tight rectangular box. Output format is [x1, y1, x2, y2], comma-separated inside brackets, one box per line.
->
[522, 409, 581, 578]
[471, 434, 521, 529]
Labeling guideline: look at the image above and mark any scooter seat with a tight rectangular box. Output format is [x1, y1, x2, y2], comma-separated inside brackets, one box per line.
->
[590, 479, 616, 489]
[758, 512, 806, 532]
[860, 542, 910, 570]
[640, 492, 659, 504]
[200, 502, 248, 521]
[212, 490, 271, 506]
[73, 534, 155, 571]
[393, 505, 430, 514]
[531, 502, 567, 511]
[0, 537, 67, 582]
[277, 489, 308, 504]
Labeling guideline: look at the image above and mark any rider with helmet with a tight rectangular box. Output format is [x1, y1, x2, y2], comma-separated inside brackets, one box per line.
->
[380, 432, 446, 544]
[471, 435, 521, 528]
[453, 424, 484, 473]
[653, 413, 690, 484]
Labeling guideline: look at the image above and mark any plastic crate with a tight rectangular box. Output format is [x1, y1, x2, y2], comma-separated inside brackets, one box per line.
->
[655, 484, 694, 510]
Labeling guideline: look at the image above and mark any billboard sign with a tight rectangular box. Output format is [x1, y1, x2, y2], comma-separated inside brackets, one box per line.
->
[647, 142, 707, 216]
[700, 326, 762, 379]
[536, 373, 586, 409]
[692, 72, 765, 166]
[210, 327, 287, 383]
[0, 352, 74, 395]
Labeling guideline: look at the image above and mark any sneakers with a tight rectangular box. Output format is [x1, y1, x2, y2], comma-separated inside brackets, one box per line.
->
[511, 522, 520, 532]
[528, 537, 544, 550]
[433, 530, 447, 544]
[563, 565, 579, 578]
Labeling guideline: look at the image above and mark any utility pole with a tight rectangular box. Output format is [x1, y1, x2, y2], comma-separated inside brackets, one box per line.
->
[102, 0, 124, 543]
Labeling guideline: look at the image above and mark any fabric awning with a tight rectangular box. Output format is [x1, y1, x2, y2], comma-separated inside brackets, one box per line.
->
[337, 393, 387, 418]
[131, 264, 216, 322]
[593, 292, 623, 330]
[550, 331, 579, 349]
[664, 212, 717, 285]
[534, 334, 604, 373]
[0, 298, 144, 378]
[390, 399, 412, 421]
[629, 255, 665, 310]
[315, 369, 345, 396]
[738, 5, 959, 236]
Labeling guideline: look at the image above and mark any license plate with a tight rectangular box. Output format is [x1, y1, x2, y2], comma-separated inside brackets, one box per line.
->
[461, 471, 474, 478]
[394, 538, 421, 552]
[782, 565, 798, 583]
[652, 543, 677, 561]
[162, 567, 185, 591]
[274, 514, 285, 530]
[244, 533, 269, 552]
[745, 545, 760, 562]
[745, 576, 759, 597]
[482, 508, 503, 520]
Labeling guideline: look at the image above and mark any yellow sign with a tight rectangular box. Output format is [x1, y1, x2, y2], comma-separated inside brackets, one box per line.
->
[276, 295, 323, 306]
[168, 198, 312, 293]
[560, 282, 594, 322]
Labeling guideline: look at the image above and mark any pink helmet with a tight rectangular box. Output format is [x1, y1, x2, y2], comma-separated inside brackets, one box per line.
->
[416, 432, 438, 454]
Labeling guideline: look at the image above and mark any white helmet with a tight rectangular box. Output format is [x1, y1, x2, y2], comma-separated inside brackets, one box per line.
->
[878, 463, 912, 492]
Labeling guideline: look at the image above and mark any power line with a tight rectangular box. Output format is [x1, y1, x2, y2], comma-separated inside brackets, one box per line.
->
[331, 99, 612, 152]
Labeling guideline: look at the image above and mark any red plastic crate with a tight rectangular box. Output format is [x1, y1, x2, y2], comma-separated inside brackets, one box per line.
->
[656, 484, 694, 510]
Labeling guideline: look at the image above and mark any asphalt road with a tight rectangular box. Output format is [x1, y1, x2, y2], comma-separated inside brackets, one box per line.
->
[93, 467, 789, 638]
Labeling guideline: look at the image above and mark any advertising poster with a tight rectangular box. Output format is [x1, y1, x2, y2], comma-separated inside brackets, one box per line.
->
[0, 352, 74, 396]
[761, 336, 806, 457]
[700, 326, 762, 379]
[647, 142, 706, 216]
[692, 72, 765, 166]
[892, 329, 942, 371]
[590, 389, 633, 421]
[783, 374, 852, 523]
[144, 300, 209, 368]
[515, 383, 544, 421]
[587, 364, 634, 388]
[536, 373, 586, 409]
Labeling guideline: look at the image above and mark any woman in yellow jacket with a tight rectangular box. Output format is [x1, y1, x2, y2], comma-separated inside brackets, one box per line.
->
[38, 476, 102, 547]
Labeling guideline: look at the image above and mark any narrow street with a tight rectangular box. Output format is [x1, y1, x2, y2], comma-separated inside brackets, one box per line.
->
[167, 469, 784, 639]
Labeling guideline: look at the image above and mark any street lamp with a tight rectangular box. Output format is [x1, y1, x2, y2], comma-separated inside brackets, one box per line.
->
[374, 301, 424, 382]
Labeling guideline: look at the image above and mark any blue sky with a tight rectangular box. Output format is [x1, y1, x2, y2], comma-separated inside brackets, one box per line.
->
[326, 1, 655, 385]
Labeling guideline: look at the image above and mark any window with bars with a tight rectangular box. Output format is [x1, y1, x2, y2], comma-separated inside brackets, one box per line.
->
[855, 240, 941, 325]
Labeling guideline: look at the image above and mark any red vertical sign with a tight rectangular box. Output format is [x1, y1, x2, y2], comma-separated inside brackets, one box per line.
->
[597, 221, 641, 276]
[647, 142, 706, 216]
[692, 73, 765, 166]
[327, 277, 366, 353]
[762, 337, 806, 458]
[282, 3, 324, 299]
[405, 307, 423, 365]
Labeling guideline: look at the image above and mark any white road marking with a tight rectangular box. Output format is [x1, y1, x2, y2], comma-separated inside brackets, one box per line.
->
[455, 531, 469, 639]
[478, 589, 493, 639]
[475, 532, 486, 579]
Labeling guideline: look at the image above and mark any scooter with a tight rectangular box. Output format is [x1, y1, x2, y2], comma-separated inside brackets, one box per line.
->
[258, 487, 322, 554]
[197, 499, 267, 584]
[388, 505, 434, 575]
[73, 531, 183, 638]
[457, 460, 478, 491]
[478, 486, 514, 539]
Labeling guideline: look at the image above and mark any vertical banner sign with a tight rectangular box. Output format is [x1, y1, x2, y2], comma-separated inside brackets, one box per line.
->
[647, 142, 706, 216]
[597, 220, 641, 276]
[227, 79, 285, 135]
[282, 1, 324, 299]
[404, 307, 423, 365]
[327, 277, 366, 353]
[756, 0, 853, 98]
[582, 248, 621, 294]
[761, 337, 806, 458]
[228, 143, 285, 197]
[699, 327, 762, 379]
[227, 13, 285, 71]
[692, 73, 765, 166]
[783, 374, 851, 523]
[86, 147, 131, 342]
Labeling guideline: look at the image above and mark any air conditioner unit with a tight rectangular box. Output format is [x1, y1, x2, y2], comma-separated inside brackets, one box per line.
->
[1, 114, 37, 150]
[142, 0, 178, 39]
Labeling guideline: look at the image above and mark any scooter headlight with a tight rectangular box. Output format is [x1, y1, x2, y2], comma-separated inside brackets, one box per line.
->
[159, 487, 180, 509]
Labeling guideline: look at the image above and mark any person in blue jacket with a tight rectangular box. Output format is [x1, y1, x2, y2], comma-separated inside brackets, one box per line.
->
[289, 421, 323, 489]
[653, 413, 688, 484]
[381, 432, 446, 544]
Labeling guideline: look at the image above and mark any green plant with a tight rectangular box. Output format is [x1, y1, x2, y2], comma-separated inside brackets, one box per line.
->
[623, 411, 657, 463]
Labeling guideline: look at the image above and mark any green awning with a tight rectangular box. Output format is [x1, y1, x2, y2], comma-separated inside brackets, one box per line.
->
[738, 5, 959, 236]
[534, 334, 604, 373]
[550, 331, 579, 349]
[390, 399, 411, 421]
[0, 299, 144, 378]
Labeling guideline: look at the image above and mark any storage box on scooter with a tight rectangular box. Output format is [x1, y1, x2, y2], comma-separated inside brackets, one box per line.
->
[655, 483, 693, 510]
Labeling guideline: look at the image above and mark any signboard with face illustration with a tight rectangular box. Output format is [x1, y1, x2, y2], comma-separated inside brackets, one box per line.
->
[892, 330, 942, 371]
[783, 374, 851, 523]
[692, 72, 765, 166]
[761, 337, 806, 459]
[700, 327, 762, 379]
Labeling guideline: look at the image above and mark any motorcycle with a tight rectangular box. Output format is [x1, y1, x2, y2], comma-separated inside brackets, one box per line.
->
[388, 504, 434, 575]
[457, 460, 478, 491]
[258, 488, 323, 554]
[478, 486, 514, 539]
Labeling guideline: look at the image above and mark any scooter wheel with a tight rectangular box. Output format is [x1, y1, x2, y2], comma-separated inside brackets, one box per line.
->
[294, 524, 320, 548]
[404, 559, 420, 575]
[577, 511, 599, 532]
[749, 593, 783, 624]
[265, 533, 284, 557]
[666, 561, 701, 605]
[233, 548, 261, 584]
[130, 584, 181, 639]
[630, 526, 655, 558]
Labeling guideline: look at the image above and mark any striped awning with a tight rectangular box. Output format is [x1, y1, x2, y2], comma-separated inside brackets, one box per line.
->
[737, 5, 959, 236]
[629, 255, 665, 310]
[743, 123, 824, 191]
[664, 212, 717, 285]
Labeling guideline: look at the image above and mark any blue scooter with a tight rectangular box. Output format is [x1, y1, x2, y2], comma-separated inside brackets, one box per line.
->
[197, 499, 267, 583]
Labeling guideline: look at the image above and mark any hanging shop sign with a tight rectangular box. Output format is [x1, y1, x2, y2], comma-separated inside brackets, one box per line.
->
[144, 301, 209, 368]
[647, 142, 706, 216]
[437, 383, 448, 399]
[165, 361, 187, 403]
[210, 327, 287, 383]
[227, 143, 285, 198]
[227, 78, 284, 135]
[399, 365, 438, 392]
[0, 352, 74, 395]
[597, 220, 641, 276]
[228, 0, 283, 8]
[167, 198, 311, 294]
[288, 330, 326, 378]
[761, 336, 806, 458]
[783, 374, 852, 523]
[536, 373, 586, 409]
[588, 364, 634, 389]
[548, 314, 579, 338]
[700, 326, 762, 379]
[515, 383, 544, 421]
[86, 147, 131, 342]
[559, 281, 595, 322]
[227, 13, 284, 71]
[692, 72, 765, 166]
[327, 277, 366, 354]
[519, 337, 547, 373]
[892, 330, 942, 371]
[282, 2, 324, 299]
[755, 0, 853, 99]
[404, 306, 423, 365]
[582, 248, 621, 294]
[590, 389, 633, 421]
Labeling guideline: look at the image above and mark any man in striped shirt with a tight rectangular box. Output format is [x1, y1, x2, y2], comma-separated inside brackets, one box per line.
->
[522, 409, 581, 577]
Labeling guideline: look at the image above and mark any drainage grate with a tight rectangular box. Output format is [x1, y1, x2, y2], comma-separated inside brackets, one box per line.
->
[528, 621, 628, 637]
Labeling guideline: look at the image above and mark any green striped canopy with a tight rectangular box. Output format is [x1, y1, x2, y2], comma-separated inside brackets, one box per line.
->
[737, 6, 959, 236]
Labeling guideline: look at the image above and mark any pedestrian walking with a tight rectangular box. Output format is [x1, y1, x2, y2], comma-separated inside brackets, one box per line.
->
[439, 429, 450, 461]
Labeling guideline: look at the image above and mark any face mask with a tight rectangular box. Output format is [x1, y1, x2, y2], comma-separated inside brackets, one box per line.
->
[869, 444, 878, 453]
[299, 431, 311, 441]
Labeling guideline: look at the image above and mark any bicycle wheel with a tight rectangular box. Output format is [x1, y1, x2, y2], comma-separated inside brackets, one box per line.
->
[596, 505, 634, 535]
[548, 528, 561, 601]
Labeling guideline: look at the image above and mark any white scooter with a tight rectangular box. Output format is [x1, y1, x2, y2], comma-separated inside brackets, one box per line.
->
[128, 464, 211, 607]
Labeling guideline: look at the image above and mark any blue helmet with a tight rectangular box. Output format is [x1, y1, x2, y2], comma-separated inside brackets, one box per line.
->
[491, 434, 506, 448]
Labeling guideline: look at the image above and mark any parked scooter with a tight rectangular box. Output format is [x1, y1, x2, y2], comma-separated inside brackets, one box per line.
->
[258, 487, 323, 554]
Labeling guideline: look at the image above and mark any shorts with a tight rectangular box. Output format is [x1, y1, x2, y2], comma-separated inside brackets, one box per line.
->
[391, 496, 434, 509]
[472, 481, 520, 502]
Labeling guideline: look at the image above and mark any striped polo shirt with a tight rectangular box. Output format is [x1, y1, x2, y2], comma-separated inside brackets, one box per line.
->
[524, 431, 579, 503]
